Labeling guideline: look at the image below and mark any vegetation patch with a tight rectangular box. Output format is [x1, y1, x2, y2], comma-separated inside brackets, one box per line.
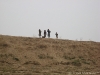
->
[13, 57, 19, 61]
[82, 60, 90, 65]
[60, 61, 71, 65]
[24, 61, 41, 65]
[79, 56, 84, 59]
[79, 56, 91, 65]
[24, 73, 32, 75]
[52, 62, 60, 65]
[0, 54, 14, 59]
[70, 45, 77, 49]
[63, 55, 75, 60]
[0, 54, 20, 61]
[38, 54, 46, 59]
[33, 61, 41, 65]
[38, 54, 53, 59]
[71, 59, 81, 66]
[0, 40, 10, 48]
[37, 44, 48, 49]
[90, 60, 96, 65]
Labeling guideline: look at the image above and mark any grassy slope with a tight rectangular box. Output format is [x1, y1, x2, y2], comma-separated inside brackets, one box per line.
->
[0, 35, 100, 75]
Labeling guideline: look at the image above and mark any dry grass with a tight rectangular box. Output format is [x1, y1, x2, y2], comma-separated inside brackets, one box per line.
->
[0, 35, 100, 75]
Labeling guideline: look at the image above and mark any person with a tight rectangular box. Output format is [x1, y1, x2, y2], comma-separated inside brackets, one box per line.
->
[55, 32, 58, 38]
[44, 30, 46, 38]
[39, 29, 42, 38]
[47, 29, 51, 38]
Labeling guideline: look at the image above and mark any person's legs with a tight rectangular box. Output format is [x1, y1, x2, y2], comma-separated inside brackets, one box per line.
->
[44, 34, 46, 38]
[48, 33, 50, 38]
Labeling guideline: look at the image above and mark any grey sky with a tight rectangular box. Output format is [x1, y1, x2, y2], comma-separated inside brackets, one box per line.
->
[0, 0, 100, 42]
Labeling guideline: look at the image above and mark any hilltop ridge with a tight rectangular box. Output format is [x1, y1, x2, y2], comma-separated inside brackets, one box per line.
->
[0, 35, 100, 75]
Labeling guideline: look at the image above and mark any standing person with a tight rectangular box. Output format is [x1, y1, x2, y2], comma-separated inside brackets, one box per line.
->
[55, 32, 58, 38]
[39, 29, 42, 38]
[44, 30, 46, 38]
[47, 29, 51, 38]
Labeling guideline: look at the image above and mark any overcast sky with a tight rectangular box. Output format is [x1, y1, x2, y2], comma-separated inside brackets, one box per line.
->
[0, 0, 100, 42]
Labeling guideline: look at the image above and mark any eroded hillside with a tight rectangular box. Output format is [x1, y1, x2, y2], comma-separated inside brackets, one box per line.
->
[0, 35, 100, 75]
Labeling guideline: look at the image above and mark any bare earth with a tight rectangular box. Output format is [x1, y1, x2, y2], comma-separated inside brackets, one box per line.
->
[0, 35, 100, 75]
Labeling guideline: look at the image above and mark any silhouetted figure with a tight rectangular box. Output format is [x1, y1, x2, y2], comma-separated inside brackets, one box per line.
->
[44, 30, 46, 38]
[55, 32, 58, 38]
[39, 29, 42, 38]
[47, 29, 51, 38]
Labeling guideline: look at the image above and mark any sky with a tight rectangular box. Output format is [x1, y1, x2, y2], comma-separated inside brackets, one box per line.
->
[0, 0, 100, 42]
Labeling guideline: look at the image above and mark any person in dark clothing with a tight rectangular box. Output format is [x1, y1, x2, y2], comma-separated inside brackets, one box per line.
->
[55, 32, 58, 38]
[44, 30, 46, 38]
[47, 29, 51, 38]
[39, 29, 42, 38]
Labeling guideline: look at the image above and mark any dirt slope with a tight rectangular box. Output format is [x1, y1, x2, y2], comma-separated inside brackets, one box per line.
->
[0, 35, 100, 75]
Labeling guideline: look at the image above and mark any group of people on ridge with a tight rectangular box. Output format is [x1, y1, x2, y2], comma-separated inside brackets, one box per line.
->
[39, 29, 58, 38]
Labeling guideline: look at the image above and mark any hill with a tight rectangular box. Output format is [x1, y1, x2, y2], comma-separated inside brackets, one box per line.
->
[0, 35, 100, 75]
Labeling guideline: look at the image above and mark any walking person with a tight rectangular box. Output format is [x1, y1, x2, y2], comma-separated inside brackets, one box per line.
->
[55, 32, 58, 38]
[47, 29, 51, 38]
[39, 29, 42, 38]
